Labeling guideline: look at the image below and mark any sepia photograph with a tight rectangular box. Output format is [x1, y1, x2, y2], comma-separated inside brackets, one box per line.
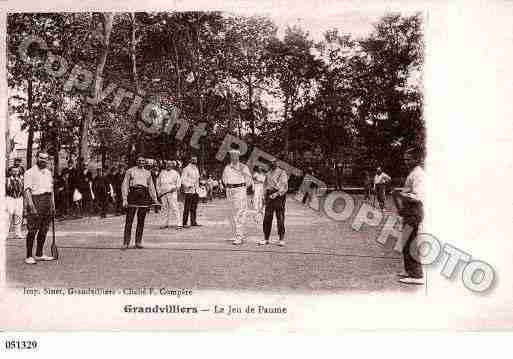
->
[1, 0, 512, 339]
[3, 9, 427, 292]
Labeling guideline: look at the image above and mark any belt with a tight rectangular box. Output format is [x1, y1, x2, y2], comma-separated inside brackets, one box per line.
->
[32, 192, 52, 196]
[226, 183, 246, 188]
[7, 195, 23, 199]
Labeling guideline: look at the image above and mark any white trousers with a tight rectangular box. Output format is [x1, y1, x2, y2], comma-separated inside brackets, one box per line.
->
[226, 187, 247, 240]
[6, 196, 23, 236]
[161, 192, 180, 226]
[253, 184, 264, 213]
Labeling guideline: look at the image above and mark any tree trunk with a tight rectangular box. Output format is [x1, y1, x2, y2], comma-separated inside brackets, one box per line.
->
[26, 77, 34, 168]
[53, 139, 60, 177]
[248, 76, 255, 138]
[171, 38, 182, 108]
[101, 145, 106, 168]
[283, 97, 290, 155]
[130, 13, 140, 94]
[80, 13, 114, 161]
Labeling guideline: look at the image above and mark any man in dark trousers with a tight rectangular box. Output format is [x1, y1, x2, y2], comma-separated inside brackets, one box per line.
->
[113, 164, 126, 215]
[259, 158, 289, 247]
[75, 158, 93, 216]
[105, 166, 117, 212]
[181, 156, 200, 227]
[61, 160, 76, 216]
[151, 163, 161, 213]
[335, 162, 344, 190]
[23, 152, 56, 264]
[93, 168, 109, 218]
[121, 156, 158, 249]
[392, 145, 426, 285]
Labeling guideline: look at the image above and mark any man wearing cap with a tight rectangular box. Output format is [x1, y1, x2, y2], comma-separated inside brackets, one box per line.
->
[181, 156, 201, 227]
[157, 160, 182, 229]
[121, 156, 159, 249]
[259, 158, 289, 246]
[222, 149, 252, 245]
[23, 152, 56, 264]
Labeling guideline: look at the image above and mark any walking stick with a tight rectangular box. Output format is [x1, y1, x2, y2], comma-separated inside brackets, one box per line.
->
[50, 214, 59, 260]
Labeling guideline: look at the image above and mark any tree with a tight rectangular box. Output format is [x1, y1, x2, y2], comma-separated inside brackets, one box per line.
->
[266, 26, 321, 154]
[223, 16, 277, 139]
[351, 13, 424, 176]
[80, 12, 114, 161]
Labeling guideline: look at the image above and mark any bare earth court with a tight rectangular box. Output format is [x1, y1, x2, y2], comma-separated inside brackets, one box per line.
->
[5, 195, 422, 293]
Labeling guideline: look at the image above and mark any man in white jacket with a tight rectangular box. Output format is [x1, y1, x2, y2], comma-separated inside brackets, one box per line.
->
[222, 149, 252, 245]
[157, 160, 182, 229]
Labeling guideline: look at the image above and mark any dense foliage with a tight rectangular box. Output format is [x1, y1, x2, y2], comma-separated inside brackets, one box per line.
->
[7, 12, 424, 183]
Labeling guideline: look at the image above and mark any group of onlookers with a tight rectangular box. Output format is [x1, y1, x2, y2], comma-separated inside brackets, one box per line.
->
[54, 158, 127, 218]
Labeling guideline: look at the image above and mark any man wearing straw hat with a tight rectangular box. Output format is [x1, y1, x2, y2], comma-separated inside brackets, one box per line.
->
[23, 152, 56, 264]
[222, 149, 252, 245]
[121, 156, 159, 249]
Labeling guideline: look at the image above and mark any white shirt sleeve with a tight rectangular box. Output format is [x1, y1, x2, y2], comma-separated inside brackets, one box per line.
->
[243, 165, 253, 186]
[222, 166, 228, 185]
[23, 169, 33, 192]
[404, 169, 425, 203]
[181, 167, 191, 187]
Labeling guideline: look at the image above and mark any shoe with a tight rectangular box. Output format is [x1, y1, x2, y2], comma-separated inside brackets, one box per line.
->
[15, 234, 25, 240]
[397, 272, 410, 278]
[232, 238, 243, 245]
[134, 244, 144, 249]
[276, 240, 285, 247]
[35, 255, 55, 261]
[176, 226, 183, 230]
[191, 223, 202, 227]
[24, 257, 36, 265]
[121, 244, 129, 250]
[160, 225, 169, 229]
[257, 240, 269, 246]
[398, 277, 424, 285]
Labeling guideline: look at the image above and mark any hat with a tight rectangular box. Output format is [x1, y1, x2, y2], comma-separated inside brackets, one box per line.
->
[169, 160, 177, 166]
[37, 152, 49, 160]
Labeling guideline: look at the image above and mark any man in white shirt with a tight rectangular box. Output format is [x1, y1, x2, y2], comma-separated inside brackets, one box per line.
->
[222, 149, 252, 245]
[374, 167, 391, 210]
[392, 146, 426, 285]
[181, 156, 201, 227]
[157, 160, 182, 229]
[23, 152, 56, 264]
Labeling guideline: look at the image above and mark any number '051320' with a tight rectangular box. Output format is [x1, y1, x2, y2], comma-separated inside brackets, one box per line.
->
[5, 340, 38, 350]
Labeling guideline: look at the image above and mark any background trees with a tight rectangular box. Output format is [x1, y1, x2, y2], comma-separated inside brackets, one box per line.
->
[7, 11, 424, 184]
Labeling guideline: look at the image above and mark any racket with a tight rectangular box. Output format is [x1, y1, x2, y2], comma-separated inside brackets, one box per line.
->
[50, 215, 59, 260]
